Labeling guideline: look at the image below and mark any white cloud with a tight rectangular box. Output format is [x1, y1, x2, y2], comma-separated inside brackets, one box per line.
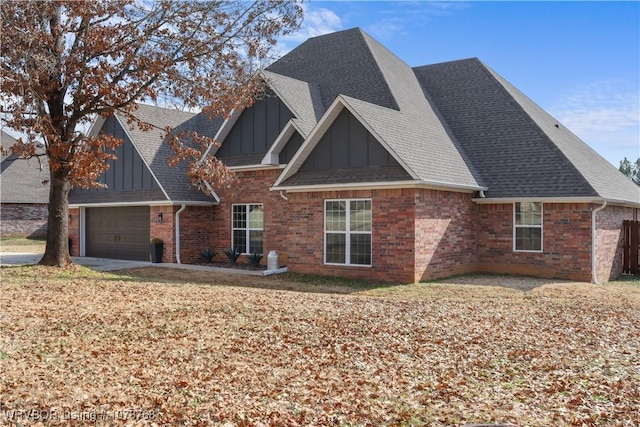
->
[279, 4, 342, 44]
[551, 80, 640, 164]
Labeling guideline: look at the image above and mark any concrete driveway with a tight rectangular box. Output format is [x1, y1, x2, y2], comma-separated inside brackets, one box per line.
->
[0, 252, 152, 271]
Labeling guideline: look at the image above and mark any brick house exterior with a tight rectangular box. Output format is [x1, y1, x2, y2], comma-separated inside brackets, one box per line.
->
[68, 28, 639, 284]
[1, 131, 49, 238]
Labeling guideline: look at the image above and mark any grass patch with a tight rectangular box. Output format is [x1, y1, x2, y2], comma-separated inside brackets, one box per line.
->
[0, 236, 46, 253]
[610, 274, 640, 287]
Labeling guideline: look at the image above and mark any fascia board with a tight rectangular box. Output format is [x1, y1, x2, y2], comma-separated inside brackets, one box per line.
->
[112, 114, 171, 202]
[87, 115, 106, 137]
[473, 196, 640, 208]
[261, 120, 300, 165]
[271, 180, 481, 194]
[229, 164, 285, 172]
[201, 108, 242, 160]
[272, 96, 349, 187]
[70, 200, 219, 208]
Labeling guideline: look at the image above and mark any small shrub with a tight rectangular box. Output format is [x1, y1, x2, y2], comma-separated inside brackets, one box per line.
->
[247, 252, 263, 268]
[223, 247, 241, 265]
[150, 237, 163, 244]
[200, 247, 216, 264]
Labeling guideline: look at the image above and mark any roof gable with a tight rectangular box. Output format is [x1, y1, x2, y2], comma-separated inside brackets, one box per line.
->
[75, 104, 222, 204]
[215, 93, 293, 167]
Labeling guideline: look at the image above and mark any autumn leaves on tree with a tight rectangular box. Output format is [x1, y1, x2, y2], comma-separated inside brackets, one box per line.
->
[0, 0, 303, 266]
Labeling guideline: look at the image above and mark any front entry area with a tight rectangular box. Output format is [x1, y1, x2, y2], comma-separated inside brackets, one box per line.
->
[85, 206, 150, 261]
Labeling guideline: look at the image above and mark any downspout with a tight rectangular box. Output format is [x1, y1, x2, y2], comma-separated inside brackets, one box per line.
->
[175, 204, 187, 264]
[591, 201, 607, 284]
[279, 190, 288, 201]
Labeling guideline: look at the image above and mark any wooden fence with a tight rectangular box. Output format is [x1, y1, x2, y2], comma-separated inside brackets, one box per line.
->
[622, 220, 639, 274]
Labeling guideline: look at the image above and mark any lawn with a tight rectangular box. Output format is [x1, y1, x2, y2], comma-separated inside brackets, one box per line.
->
[0, 263, 638, 426]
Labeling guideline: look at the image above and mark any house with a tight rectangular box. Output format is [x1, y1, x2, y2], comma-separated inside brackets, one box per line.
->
[69, 28, 639, 283]
[1, 130, 50, 238]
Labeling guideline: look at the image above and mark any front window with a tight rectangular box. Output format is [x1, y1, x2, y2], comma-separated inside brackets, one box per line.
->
[514, 202, 542, 252]
[325, 199, 372, 266]
[232, 204, 263, 254]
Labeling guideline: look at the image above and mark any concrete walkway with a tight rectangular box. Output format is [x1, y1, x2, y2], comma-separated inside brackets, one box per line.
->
[0, 252, 286, 276]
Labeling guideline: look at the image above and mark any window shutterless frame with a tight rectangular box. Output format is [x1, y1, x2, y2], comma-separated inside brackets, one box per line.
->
[324, 198, 372, 267]
[231, 204, 264, 254]
[513, 202, 543, 252]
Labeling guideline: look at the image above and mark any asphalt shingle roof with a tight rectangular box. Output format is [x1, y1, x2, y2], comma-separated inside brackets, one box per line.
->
[1, 131, 50, 204]
[414, 58, 640, 202]
[119, 104, 224, 203]
[266, 28, 399, 112]
[272, 28, 484, 190]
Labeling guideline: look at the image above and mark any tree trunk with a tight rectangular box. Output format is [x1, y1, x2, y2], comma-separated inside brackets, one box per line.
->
[39, 167, 72, 266]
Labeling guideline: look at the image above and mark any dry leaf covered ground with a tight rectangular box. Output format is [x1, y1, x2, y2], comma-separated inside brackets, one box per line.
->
[0, 262, 639, 427]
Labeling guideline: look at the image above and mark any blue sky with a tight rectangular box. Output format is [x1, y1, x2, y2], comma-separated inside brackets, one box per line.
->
[279, 1, 640, 167]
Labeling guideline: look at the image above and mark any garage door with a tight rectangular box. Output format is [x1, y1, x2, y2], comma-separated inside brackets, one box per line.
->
[86, 206, 150, 261]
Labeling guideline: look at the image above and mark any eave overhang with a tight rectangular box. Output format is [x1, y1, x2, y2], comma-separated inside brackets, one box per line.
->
[271, 179, 484, 194]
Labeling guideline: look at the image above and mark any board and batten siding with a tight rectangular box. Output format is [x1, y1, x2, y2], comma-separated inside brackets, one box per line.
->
[299, 109, 398, 172]
[216, 94, 294, 159]
[97, 116, 157, 191]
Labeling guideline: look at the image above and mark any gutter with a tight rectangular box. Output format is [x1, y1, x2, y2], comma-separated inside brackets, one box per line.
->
[591, 201, 607, 284]
[175, 204, 187, 264]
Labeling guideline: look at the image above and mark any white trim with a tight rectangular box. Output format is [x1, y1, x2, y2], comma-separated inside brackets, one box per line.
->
[87, 115, 106, 137]
[474, 196, 640, 207]
[70, 200, 218, 208]
[260, 120, 305, 166]
[79, 207, 86, 257]
[175, 204, 187, 264]
[201, 109, 242, 159]
[231, 203, 264, 255]
[324, 198, 372, 267]
[229, 164, 285, 172]
[513, 202, 543, 253]
[272, 180, 481, 194]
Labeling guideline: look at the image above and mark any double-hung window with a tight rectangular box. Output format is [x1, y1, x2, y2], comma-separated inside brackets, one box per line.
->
[514, 202, 542, 252]
[325, 199, 372, 266]
[232, 204, 264, 254]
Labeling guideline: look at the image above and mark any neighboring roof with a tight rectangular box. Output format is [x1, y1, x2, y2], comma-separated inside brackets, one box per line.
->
[1, 130, 16, 161]
[414, 58, 640, 203]
[115, 104, 223, 203]
[1, 130, 50, 204]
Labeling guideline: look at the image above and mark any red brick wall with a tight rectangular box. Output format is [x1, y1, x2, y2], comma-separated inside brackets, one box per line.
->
[149, 206, 172, 263]
[476, 203, 594, 281]
[69, 207, 80, 256]
[212, 169, 287, 266]
[0, 203, 48, 238]
[595, 205, 635, 282]
[150, 205, 217, 264]
[280, 189, 417, 283]
[214, 170, 421, 282]
[414, 190, 477, 281]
